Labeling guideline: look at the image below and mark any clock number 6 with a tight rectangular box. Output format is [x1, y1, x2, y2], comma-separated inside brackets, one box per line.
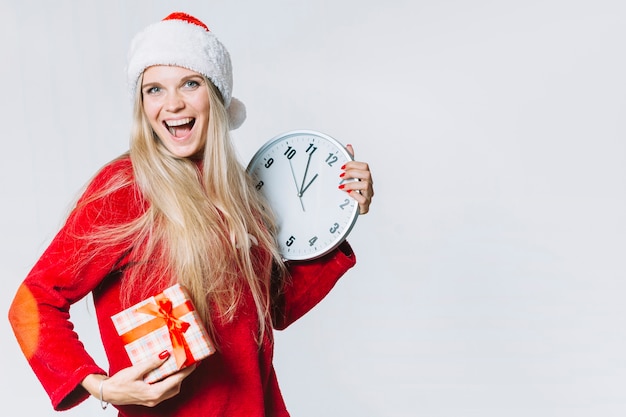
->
[286, 236, 295, 247]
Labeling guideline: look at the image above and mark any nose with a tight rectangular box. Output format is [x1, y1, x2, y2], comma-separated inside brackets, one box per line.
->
[165, 91, 185, 112]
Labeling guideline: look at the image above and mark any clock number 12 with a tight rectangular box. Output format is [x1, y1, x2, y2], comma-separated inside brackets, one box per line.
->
[325, 153, 339, 166]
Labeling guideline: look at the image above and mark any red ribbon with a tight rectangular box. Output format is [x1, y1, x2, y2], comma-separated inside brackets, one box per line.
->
[122, 294, 195, 370]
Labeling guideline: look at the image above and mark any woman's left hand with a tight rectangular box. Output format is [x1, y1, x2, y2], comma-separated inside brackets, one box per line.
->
[342, 144, 374, 215]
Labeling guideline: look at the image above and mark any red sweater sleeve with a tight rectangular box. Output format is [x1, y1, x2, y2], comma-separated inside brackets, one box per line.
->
[272, 241, 356, 330]
[8, 158, 141, 410]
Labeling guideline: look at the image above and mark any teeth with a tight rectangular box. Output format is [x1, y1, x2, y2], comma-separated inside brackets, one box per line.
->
[166, 118, 193, 127]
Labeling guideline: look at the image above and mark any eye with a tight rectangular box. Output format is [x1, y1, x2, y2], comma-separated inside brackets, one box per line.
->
[144, 86, 161, 95]
[183, 80, 201, 89]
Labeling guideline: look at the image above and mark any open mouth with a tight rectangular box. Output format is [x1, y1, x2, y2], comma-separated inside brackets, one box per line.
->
[164, 117, 195, 138]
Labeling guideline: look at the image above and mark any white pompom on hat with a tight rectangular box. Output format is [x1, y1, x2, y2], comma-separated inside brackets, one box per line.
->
[127, 12, 246, 130]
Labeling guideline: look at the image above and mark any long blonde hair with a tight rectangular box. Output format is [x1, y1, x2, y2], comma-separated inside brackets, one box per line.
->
[77, 75, 284, 344]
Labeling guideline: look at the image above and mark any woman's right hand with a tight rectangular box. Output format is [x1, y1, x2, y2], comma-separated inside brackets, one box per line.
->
[82, 351, 197, 407]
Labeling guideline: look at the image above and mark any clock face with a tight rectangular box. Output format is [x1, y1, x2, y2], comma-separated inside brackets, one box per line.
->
[247, 130, 359, 260]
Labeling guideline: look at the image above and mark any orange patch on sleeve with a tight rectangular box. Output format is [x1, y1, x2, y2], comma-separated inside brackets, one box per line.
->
[8, 284, 41, 360]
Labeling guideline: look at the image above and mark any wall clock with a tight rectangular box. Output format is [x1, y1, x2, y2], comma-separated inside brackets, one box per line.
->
[247, 130, 359, 260]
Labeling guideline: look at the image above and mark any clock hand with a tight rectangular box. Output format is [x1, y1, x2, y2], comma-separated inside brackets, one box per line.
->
[299, 150, 315, 196]
[288, 158, 305, 211]
[300, 173, 318, 196]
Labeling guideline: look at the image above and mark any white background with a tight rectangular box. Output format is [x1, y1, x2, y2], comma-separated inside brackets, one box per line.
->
[1, 0, 626, 416]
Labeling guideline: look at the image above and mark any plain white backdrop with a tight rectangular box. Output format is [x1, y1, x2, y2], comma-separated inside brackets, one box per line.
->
[2, 0, 626, 416]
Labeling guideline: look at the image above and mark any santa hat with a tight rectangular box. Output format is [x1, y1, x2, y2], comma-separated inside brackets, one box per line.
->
[127, 12, 246, 130]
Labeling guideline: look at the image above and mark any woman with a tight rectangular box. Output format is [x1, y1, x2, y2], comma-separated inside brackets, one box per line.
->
[8, 12, 374, 417]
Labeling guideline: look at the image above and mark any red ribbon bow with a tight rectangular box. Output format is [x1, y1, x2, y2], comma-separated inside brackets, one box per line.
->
[129, 295, 195, 370]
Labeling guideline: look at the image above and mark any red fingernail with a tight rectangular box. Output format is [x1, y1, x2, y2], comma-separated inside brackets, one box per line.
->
[159, 350, 170, 360]
[340, 164, 346, 170]
[339, 172, 345, 178]
[338, 184, 345, 189]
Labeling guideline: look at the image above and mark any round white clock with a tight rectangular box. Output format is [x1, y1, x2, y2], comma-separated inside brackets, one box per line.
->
[247, 130, 360, 261]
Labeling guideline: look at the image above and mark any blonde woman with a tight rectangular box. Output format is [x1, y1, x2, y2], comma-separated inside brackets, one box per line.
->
[8, 12, 374, 417]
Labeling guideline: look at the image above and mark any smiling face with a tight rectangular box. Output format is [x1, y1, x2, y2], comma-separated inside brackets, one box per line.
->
[141, 65, 210, 158]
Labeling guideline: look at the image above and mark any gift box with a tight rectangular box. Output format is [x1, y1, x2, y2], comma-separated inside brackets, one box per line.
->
[111, 283, 215, 383]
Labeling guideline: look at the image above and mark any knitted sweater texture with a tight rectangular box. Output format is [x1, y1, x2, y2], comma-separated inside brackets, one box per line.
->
[8, 157, 356, 416]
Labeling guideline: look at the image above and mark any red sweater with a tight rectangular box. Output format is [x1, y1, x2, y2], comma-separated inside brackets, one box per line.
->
[8, 157, 356, 417]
